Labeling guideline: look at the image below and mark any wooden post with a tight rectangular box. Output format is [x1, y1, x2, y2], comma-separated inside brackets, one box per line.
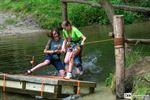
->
[62, 1, 68, 21]
[113, 15, 125, 99]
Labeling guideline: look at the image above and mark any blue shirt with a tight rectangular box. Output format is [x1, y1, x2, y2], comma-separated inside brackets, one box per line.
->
[45, 38, 63, 60]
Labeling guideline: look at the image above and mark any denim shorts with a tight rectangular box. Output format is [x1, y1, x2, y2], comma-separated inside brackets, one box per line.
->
[67, 43, 82, 66]
[45, 54, 65, 71]
[74, 56, 80, 65]
[67, 43, 81, 52]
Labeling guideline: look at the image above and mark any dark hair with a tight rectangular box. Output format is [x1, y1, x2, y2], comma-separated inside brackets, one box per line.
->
[47, 27, 60, 38]
[61, 20, 71, 27]
[53, 28, 60, 36]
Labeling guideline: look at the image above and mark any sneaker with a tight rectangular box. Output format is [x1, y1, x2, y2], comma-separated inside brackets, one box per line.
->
[25, 70, 32, 75]
[64, 72, 72, 79]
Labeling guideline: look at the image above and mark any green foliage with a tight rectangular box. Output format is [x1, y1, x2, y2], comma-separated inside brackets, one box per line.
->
[105, 73, 113, 86]
[115, 10, 140, 24]
[110, 0, 122, 4]
[69, 4, 109, 27]
[0, 0, 149, 28]
[133, 74, 150, 99]
[5, 18, 16, 25]
[0, 0, 62, 29]
[125, 47, 142, 68]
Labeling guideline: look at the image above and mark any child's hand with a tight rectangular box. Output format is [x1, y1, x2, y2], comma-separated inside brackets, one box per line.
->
[61, 48, 66, 53]
[54, 50, 61, 54]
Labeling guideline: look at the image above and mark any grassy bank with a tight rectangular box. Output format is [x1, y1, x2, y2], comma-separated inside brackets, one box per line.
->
[0, 0, 61, 29]
[105, 46, 150, 99]
[132, 74, 150, 99]
[0, 0, 148, 29]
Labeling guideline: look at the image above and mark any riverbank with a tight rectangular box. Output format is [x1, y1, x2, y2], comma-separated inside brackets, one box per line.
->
[0, 11, 47, 36]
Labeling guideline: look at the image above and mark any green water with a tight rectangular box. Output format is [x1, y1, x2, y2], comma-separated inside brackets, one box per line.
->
[0, 22, 150, 100]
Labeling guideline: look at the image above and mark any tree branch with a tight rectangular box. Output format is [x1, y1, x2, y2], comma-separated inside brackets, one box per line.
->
[61, 0, 150, 13]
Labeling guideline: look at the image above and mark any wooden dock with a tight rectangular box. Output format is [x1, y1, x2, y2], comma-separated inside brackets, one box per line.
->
[0, 74, 96, 99]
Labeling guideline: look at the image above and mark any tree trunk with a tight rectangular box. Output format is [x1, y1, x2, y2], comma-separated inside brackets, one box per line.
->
[98, 0, 114, 24]
[113, 15, 125, 99]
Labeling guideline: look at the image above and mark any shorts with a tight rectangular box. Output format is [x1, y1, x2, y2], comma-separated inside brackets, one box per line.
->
[45, 54, 65, 71]
[67, 43, 81, 52]
[74, 56, 80, 65]
[67, 43, 82, 66]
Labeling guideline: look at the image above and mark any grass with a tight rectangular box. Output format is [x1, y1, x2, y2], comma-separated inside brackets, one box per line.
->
[0, 0, 62, 29]
[5, 18, 16, 25]
[132, 74, 150, 99]
[125, 47, 143, 68]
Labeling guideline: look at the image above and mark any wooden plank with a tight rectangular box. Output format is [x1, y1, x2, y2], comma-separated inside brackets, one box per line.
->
[25, 82, 55, 93]
[126, 38, 150, 44]
[58, 80, 96, 87]
[0, 74, 96, 87]
[0, 80, 22, 89]
[0, 79, 56, 93]
[79, 86, 91, 94]
[0, 74, 59, 85]
[61, 85, 74, 94]
[0, 74, 96, 99]
[0, 87, 58, 99]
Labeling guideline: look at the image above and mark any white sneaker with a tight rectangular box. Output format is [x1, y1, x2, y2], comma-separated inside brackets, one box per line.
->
[64, 72, 72, 79]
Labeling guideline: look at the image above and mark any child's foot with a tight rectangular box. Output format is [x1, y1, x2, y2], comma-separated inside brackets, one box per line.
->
[64, 72, 72, 79]
[25, 70, 32, 75]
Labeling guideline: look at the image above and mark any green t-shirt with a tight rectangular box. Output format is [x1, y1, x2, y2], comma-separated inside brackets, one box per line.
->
[62, 26, 82, 41]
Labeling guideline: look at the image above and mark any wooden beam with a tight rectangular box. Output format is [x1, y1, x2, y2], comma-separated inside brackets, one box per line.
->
[61, 0, 99, 7]
[113, 15, 125, 99]
[113, 5, 150, 13]
[62, 2, 68, 21]
[61, 0, 150, 13]
[126, 38, 150, 44]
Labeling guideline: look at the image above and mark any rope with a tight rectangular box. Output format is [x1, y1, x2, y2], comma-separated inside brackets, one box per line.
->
[85, 38, 113, 45]
[40, 79, 45, 97]
[76, 81, 80, 94]
[3, 74, 6, 92]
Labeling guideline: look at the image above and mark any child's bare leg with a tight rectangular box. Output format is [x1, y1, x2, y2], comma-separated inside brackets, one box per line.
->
[64, 49, 80, 79]
[64, 52, 72, 64]
[28, 60, 50, 73]
[68, 55, 74, 73]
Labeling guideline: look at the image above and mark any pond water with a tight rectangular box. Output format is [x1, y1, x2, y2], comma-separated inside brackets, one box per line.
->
[0, 21, 150, 100]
